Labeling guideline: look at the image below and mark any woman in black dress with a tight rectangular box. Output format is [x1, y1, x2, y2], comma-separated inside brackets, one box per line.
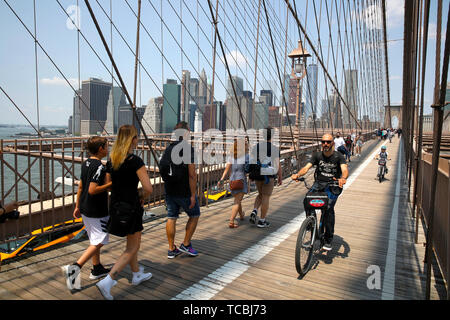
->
[96, 125, 153, 300]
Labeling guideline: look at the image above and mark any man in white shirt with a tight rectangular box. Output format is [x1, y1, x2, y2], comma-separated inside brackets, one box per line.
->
[334, 132, 346, 151]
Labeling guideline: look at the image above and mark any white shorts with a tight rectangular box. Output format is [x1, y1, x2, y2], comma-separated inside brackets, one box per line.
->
[81, 214, 110, 246]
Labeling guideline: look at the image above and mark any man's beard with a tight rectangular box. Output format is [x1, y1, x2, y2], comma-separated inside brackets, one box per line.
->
[323, 145, 332, 152]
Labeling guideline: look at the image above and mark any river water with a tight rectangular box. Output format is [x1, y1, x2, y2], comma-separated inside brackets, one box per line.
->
[0, 126, 78, 204]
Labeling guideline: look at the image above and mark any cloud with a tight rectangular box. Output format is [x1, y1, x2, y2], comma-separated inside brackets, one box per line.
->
[390, 75, 401, 81]
[386, 0, 404, 28]
[220, 50, 248, 69]
[41, 77, 79, 88]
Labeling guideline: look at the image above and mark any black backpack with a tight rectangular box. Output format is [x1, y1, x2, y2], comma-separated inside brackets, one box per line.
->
[248, 143, 276, 181]
[159, 141, 189, 185]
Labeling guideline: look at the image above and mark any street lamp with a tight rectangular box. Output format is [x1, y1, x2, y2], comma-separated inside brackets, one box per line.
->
[288, 40, 311, 141]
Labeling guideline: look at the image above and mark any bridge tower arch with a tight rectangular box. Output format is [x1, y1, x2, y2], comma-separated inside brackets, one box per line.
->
[384, 105, 402, 129]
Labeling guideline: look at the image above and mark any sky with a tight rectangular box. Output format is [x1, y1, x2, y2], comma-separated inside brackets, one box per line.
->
[0, 0, 448, 126]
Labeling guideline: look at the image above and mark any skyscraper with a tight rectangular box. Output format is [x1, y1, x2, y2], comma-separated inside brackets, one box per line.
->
[68, 116, 73, 135]
[162, 79, 181, 133]
[80, 78, 112, 135]
[343, 69, 359, 128]
[227, 76, 243, 99]
[198, 69, 208, 111]
[260, 89, 274, 107]
[304, 64, 318, 120]
[72, 89, 82, 136]
[254, 101, 269, 129]
[105, 86, 127, 134]
[141, 97, 163, 134]
[181, 70, 191, 123]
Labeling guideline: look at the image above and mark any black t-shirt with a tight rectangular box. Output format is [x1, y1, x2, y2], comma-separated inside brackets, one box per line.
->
[107, 154, 146, 207]
[163, 141, 195, 197]
[309, 151, 347, 183]
[79, 158, 109, 218]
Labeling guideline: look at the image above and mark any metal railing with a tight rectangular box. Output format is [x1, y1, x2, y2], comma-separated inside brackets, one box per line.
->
[0, 131, 373, 246]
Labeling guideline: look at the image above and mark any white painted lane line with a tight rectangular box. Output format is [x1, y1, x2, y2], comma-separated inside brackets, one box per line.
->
[381, 140, 402, 300]
[172, 140, 389, 300]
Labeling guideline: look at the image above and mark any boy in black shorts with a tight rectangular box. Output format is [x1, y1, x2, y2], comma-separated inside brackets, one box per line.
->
[61, 136, 112, 290]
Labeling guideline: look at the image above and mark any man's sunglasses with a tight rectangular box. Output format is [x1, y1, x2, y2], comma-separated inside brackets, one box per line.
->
[321, 140, 333, 144]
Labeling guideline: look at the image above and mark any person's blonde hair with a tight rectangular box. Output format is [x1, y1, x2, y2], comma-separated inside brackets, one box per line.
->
[110, 125, 137, 170]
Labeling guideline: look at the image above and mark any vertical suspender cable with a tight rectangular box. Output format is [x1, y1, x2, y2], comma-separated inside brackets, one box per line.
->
[33, 0, 40, 133]
[251, 0, 262, 129]
[132, 0, 142, 128]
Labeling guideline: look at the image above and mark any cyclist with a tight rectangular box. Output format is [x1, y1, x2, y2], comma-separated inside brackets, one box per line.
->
[375, 145, 391, 174]
[291, 134, 348, 251]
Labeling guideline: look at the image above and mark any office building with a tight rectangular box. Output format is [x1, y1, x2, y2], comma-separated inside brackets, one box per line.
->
[162, 79, 181, 133]
[304, 64, 318, 120]
[80, 78, 112, 135]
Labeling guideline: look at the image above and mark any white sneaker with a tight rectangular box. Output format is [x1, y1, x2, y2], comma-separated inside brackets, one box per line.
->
[132, 266, 152, 286]
[96, 275, 117, 300]
[61, 264, 81, 290]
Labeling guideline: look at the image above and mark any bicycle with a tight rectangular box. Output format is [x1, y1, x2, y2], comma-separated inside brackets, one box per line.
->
[376, 157, 387, 183]
[294, 177, 342, 278]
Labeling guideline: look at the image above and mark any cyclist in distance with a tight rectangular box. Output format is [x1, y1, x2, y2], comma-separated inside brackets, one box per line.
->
[291, 134, 349, 251]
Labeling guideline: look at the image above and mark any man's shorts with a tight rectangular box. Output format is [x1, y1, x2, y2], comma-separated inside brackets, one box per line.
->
[81, 214, 109, 246]
[166, 195, 201, 219]
[255, 178, 275, 196]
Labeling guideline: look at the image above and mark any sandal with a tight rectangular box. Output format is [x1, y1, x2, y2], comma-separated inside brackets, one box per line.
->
[228, 222, 239, 228]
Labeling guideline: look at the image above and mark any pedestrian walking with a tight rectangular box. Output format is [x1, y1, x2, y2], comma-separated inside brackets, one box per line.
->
[160, 122, 201, 259]
[248, 127, 282, 228]
[218, 140, 249, 228]
[96, 125, 153, 300]
[62, 136, 112, 291]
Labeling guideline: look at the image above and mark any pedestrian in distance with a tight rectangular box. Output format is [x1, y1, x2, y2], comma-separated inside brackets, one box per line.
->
[248, 127, 282, 228]
[160, 122, 201, 259]
[344, 134, 353, 162]
[62, 136, 112, 291]
[218, 140, 249, 228]
[96, 125, 153, 300]
[355, 132, 363, 157]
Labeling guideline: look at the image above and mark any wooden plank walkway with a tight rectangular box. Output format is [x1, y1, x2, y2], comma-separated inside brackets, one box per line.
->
[0, 137, 446, 300]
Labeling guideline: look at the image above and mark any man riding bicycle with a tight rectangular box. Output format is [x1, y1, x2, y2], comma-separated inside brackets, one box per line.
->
[291, 134, 349, 251]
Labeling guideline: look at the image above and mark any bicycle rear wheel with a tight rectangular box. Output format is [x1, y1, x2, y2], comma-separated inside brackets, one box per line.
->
[295, 216, 316, 277]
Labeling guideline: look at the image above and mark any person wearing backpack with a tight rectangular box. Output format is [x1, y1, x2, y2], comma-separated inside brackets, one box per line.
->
[248, 127, 282, 228]
[160, 122, 200, 259]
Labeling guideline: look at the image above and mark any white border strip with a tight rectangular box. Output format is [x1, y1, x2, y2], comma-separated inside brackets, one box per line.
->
[173, 140, 389, 300]
[381, 140, 402, 300]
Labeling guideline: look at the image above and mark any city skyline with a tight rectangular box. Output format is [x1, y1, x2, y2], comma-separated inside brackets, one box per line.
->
[0, 1, 447, 126]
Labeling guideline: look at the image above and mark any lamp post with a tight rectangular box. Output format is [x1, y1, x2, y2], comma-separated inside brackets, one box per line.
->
[288, 40, 311, 143]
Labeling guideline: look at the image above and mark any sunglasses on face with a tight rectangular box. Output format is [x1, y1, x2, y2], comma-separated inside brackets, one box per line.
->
[321, 140, 333, 144]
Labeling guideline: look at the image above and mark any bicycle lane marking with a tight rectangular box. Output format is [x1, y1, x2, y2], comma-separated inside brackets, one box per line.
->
[172, 140, 389, 300]
[381, 139, 402, 300]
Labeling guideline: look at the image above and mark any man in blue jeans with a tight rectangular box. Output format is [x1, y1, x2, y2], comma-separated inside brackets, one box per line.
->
[161, 122, 200, 259]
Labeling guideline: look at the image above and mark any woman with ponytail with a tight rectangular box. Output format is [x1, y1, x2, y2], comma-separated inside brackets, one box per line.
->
[96, 125, 153, 300]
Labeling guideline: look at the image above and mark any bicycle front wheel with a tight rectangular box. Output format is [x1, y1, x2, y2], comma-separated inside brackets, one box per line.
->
[295, 215, 316, 277]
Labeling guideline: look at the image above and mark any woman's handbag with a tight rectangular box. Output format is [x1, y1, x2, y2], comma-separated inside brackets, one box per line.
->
[230, 179, 244, 191]
[107, 201, 137, 237]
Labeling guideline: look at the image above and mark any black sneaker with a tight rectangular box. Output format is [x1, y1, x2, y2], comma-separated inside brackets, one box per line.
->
[89, 264, 110, 280]
[257, 220, 270, 228]
[322, 242, 332, 251]
[249, 209, 257, 224]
